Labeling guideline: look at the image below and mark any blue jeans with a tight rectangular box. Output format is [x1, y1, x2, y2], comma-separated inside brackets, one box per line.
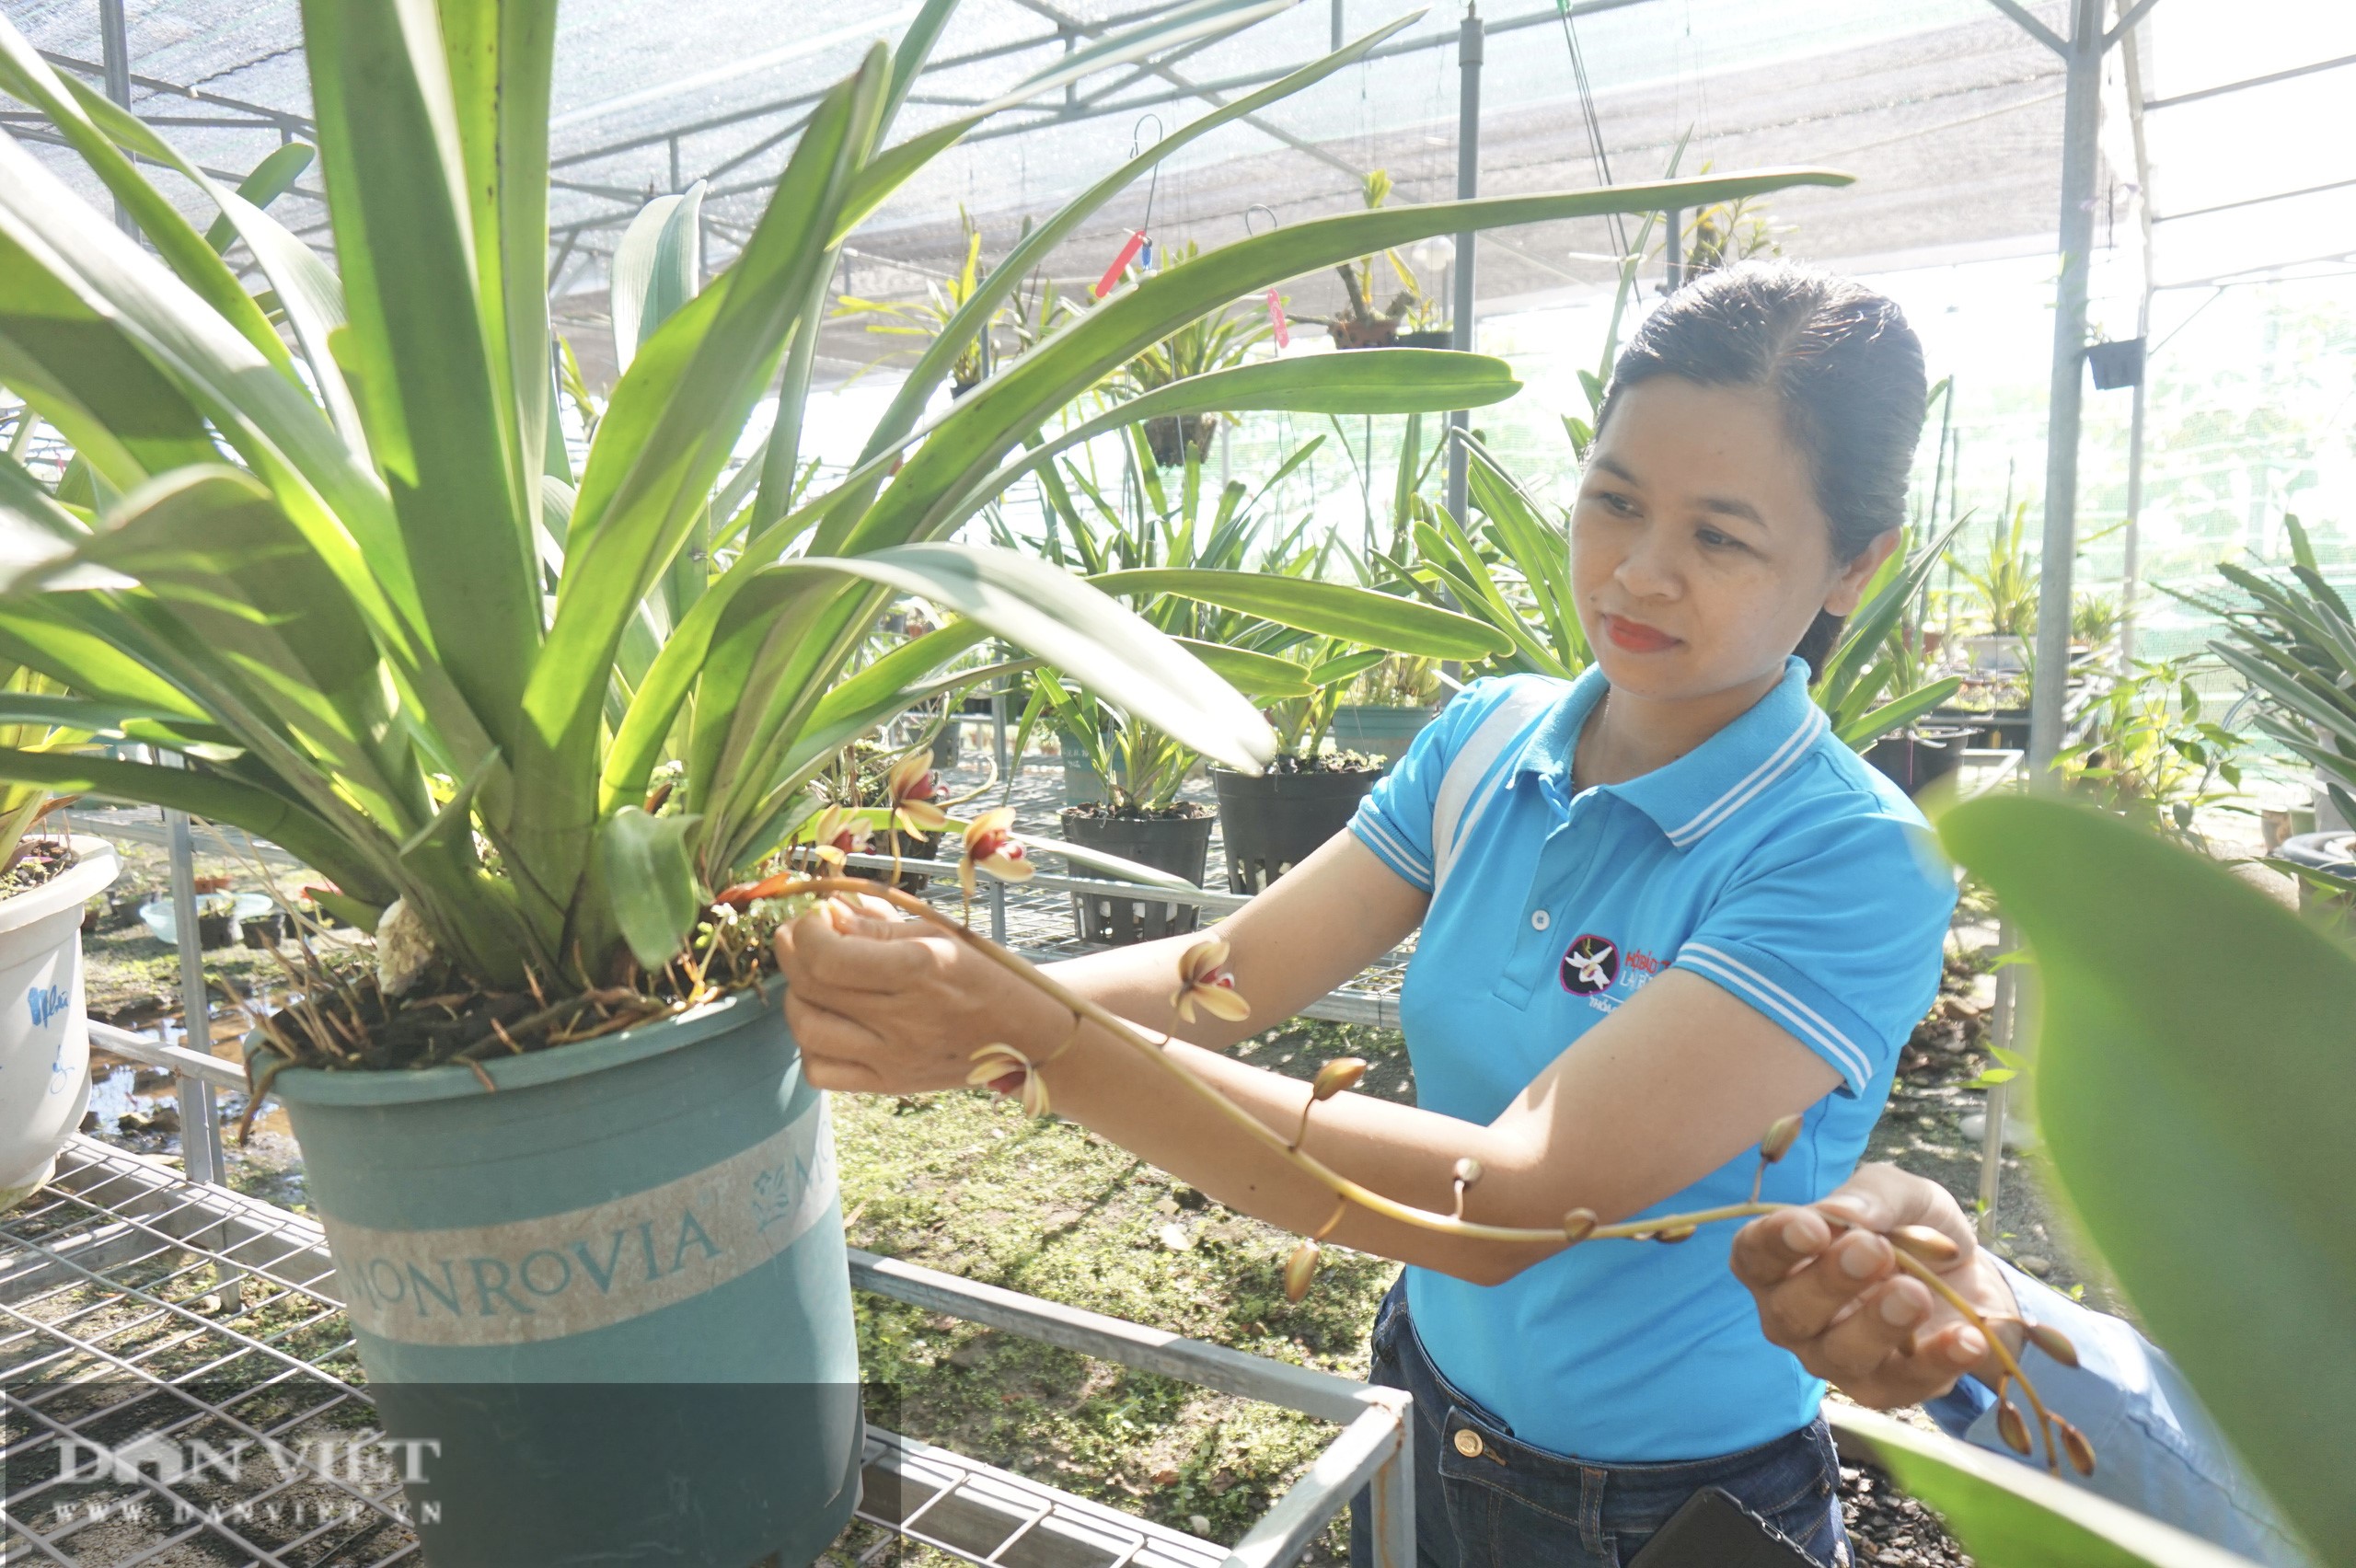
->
[1348, 1275, 1849, 1568]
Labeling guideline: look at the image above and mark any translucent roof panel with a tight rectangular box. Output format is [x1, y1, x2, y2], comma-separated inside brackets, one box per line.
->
[8, 0, 2351, 377]
[2138, 0, 2356, 288]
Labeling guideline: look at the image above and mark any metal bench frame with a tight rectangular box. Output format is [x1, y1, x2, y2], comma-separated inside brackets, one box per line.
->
[27, 1023, 1412, 1568]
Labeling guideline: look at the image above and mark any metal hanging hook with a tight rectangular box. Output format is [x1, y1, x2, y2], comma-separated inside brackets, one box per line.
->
[1095, 115, 1167, 298]
[1244, 203, 1279, 237]
[1130, 113, 1165, 256]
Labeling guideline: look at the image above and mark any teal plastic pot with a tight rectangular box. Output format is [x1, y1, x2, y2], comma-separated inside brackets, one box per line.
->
[1327, 704, 1436, 762]
[261, 981, 860, 1568]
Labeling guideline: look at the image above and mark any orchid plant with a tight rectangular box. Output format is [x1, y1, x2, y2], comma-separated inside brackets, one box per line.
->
[0, 0, 1836, 1064]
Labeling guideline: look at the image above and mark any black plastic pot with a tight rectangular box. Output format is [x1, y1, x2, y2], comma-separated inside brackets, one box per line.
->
[1057, 808, 1214, 945]
[1932, 706, 2031, 753]
[1327, 704, 1435, 762]
[2086, 338, 2145, 390]
[240, 909, 291, 949]
[930, 717, 961, 771]
[1864, 725, 1977, 797]
[847, 829, 941, 894]
[2276, 831, 2356, 920]
[1211, 766, 1382, 894]
[1395, 329, 1452, 349]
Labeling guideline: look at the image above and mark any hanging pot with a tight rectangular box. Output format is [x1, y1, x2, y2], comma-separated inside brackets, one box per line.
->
[2085, 338, 2145, 390]
[1057, 808, 1213, 945]
[1144, 411, 1218, 467]
[1328, 317, 1400, 350]
[259, 983, 860, 1567]
[1210, 765, 1383, 893]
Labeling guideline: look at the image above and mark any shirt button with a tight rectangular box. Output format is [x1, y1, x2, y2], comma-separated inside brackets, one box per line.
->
[1530, 910, 1551, 931]
[1453, 1428, 1485, 1458]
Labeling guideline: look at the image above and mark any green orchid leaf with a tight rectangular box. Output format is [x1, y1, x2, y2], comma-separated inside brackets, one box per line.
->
[611, 184, 706, 372]
[436, 0, 558, 547]
[301, 0, 543, 750]
[204, 142, 317, 250]
[597, 806, 707, 971]
[1089, 568, 1509, 660]
[781, 544, 1276, 774]
[928, 351, 1523, 538]
[1941, 795, 2353, 1561]
[0, 744, 385, 901]
[1827, 1407, 2260, 1567]
[1835, 674, 1963, 753]
[1172, 638, 1314, 698]
[526, 53, 885, 875]
[0, 23, 294, 375]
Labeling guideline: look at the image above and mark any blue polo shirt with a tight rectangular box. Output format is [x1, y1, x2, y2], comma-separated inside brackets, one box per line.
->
[1349, 657, 1956, 1462]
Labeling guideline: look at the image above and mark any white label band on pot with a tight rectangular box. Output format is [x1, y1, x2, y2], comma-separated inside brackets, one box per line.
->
[323, 1108, 837, 1347]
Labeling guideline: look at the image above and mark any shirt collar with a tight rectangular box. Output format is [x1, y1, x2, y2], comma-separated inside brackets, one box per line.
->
[1516, 657, 1829, 847]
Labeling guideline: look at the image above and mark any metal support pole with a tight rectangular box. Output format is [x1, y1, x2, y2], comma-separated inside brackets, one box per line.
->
[989, 681, 1011, 945]
[1975, 927, 2020, 1241]
[1980, 0, 2154, 1214]
[1443, 5, 1483, 525]
[159, 754, 223, 1188]
[2117, 0, 2157, 668]
[1331, 0, 1345, 52]
[1664, 206, 1683, 293]
[1364, 1388, 1416, 1568]
[98, 0, 133, 234]
[2024, 0, 2107, 787]
[2119, 286, 2150, 666]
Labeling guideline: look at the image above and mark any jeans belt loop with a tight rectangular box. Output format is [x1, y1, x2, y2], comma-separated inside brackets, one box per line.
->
[1578, 1464, 1608, 1558]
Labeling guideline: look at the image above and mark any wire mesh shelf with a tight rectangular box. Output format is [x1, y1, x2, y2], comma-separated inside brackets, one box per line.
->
[2, 1134, 1410, 1568]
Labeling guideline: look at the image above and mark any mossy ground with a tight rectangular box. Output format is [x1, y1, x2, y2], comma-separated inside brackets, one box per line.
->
[824, 1017, 1410, 1564]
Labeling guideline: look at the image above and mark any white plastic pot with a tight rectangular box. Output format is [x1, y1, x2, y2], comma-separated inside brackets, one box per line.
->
[0, 836, 120, 1206]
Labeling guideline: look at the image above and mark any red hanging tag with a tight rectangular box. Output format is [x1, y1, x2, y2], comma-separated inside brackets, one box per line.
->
[1094, 230, 1147, 299]
[1265, 287, 1289, 350]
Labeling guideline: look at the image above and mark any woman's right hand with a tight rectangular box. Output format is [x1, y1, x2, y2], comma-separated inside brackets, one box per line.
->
[1730, 1163, 2024, 1407]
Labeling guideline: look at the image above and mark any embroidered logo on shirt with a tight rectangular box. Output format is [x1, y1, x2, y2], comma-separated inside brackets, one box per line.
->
[1560, 934, 1621, 996]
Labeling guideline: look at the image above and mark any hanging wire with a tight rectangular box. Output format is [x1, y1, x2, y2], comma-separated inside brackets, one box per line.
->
[1554, 0, 1629, 261]
[1130, 112, 1164, 266]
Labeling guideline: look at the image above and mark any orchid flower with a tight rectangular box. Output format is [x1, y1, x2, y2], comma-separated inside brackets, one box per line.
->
[803, 805, 873, 871]
[967, 1043, 1050, 1117]
[957, 807, 1034, 901]
[883, 753, 951, 836]
[1172, 937, 1250, 1024]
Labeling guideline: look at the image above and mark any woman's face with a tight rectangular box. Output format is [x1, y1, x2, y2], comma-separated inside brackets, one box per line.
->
[1571, 375, 1895, 705]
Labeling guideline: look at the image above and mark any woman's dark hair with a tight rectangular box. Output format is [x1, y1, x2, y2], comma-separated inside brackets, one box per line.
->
[1594, 260, 1927, 676]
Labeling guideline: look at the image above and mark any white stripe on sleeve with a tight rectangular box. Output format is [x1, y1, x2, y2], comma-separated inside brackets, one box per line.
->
[1678, 941, 1877, 1089]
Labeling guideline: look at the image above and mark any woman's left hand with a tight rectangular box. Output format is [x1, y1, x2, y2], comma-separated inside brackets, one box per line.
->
[772, 897, 1072, 1095]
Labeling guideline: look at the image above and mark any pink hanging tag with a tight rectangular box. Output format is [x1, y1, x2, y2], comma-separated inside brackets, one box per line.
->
[1265, 287, 1290, 349]
[1094, 230, 1147, 299]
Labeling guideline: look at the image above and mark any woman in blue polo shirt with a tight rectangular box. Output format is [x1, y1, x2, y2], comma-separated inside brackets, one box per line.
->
[778, 261, 1955, 1567]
